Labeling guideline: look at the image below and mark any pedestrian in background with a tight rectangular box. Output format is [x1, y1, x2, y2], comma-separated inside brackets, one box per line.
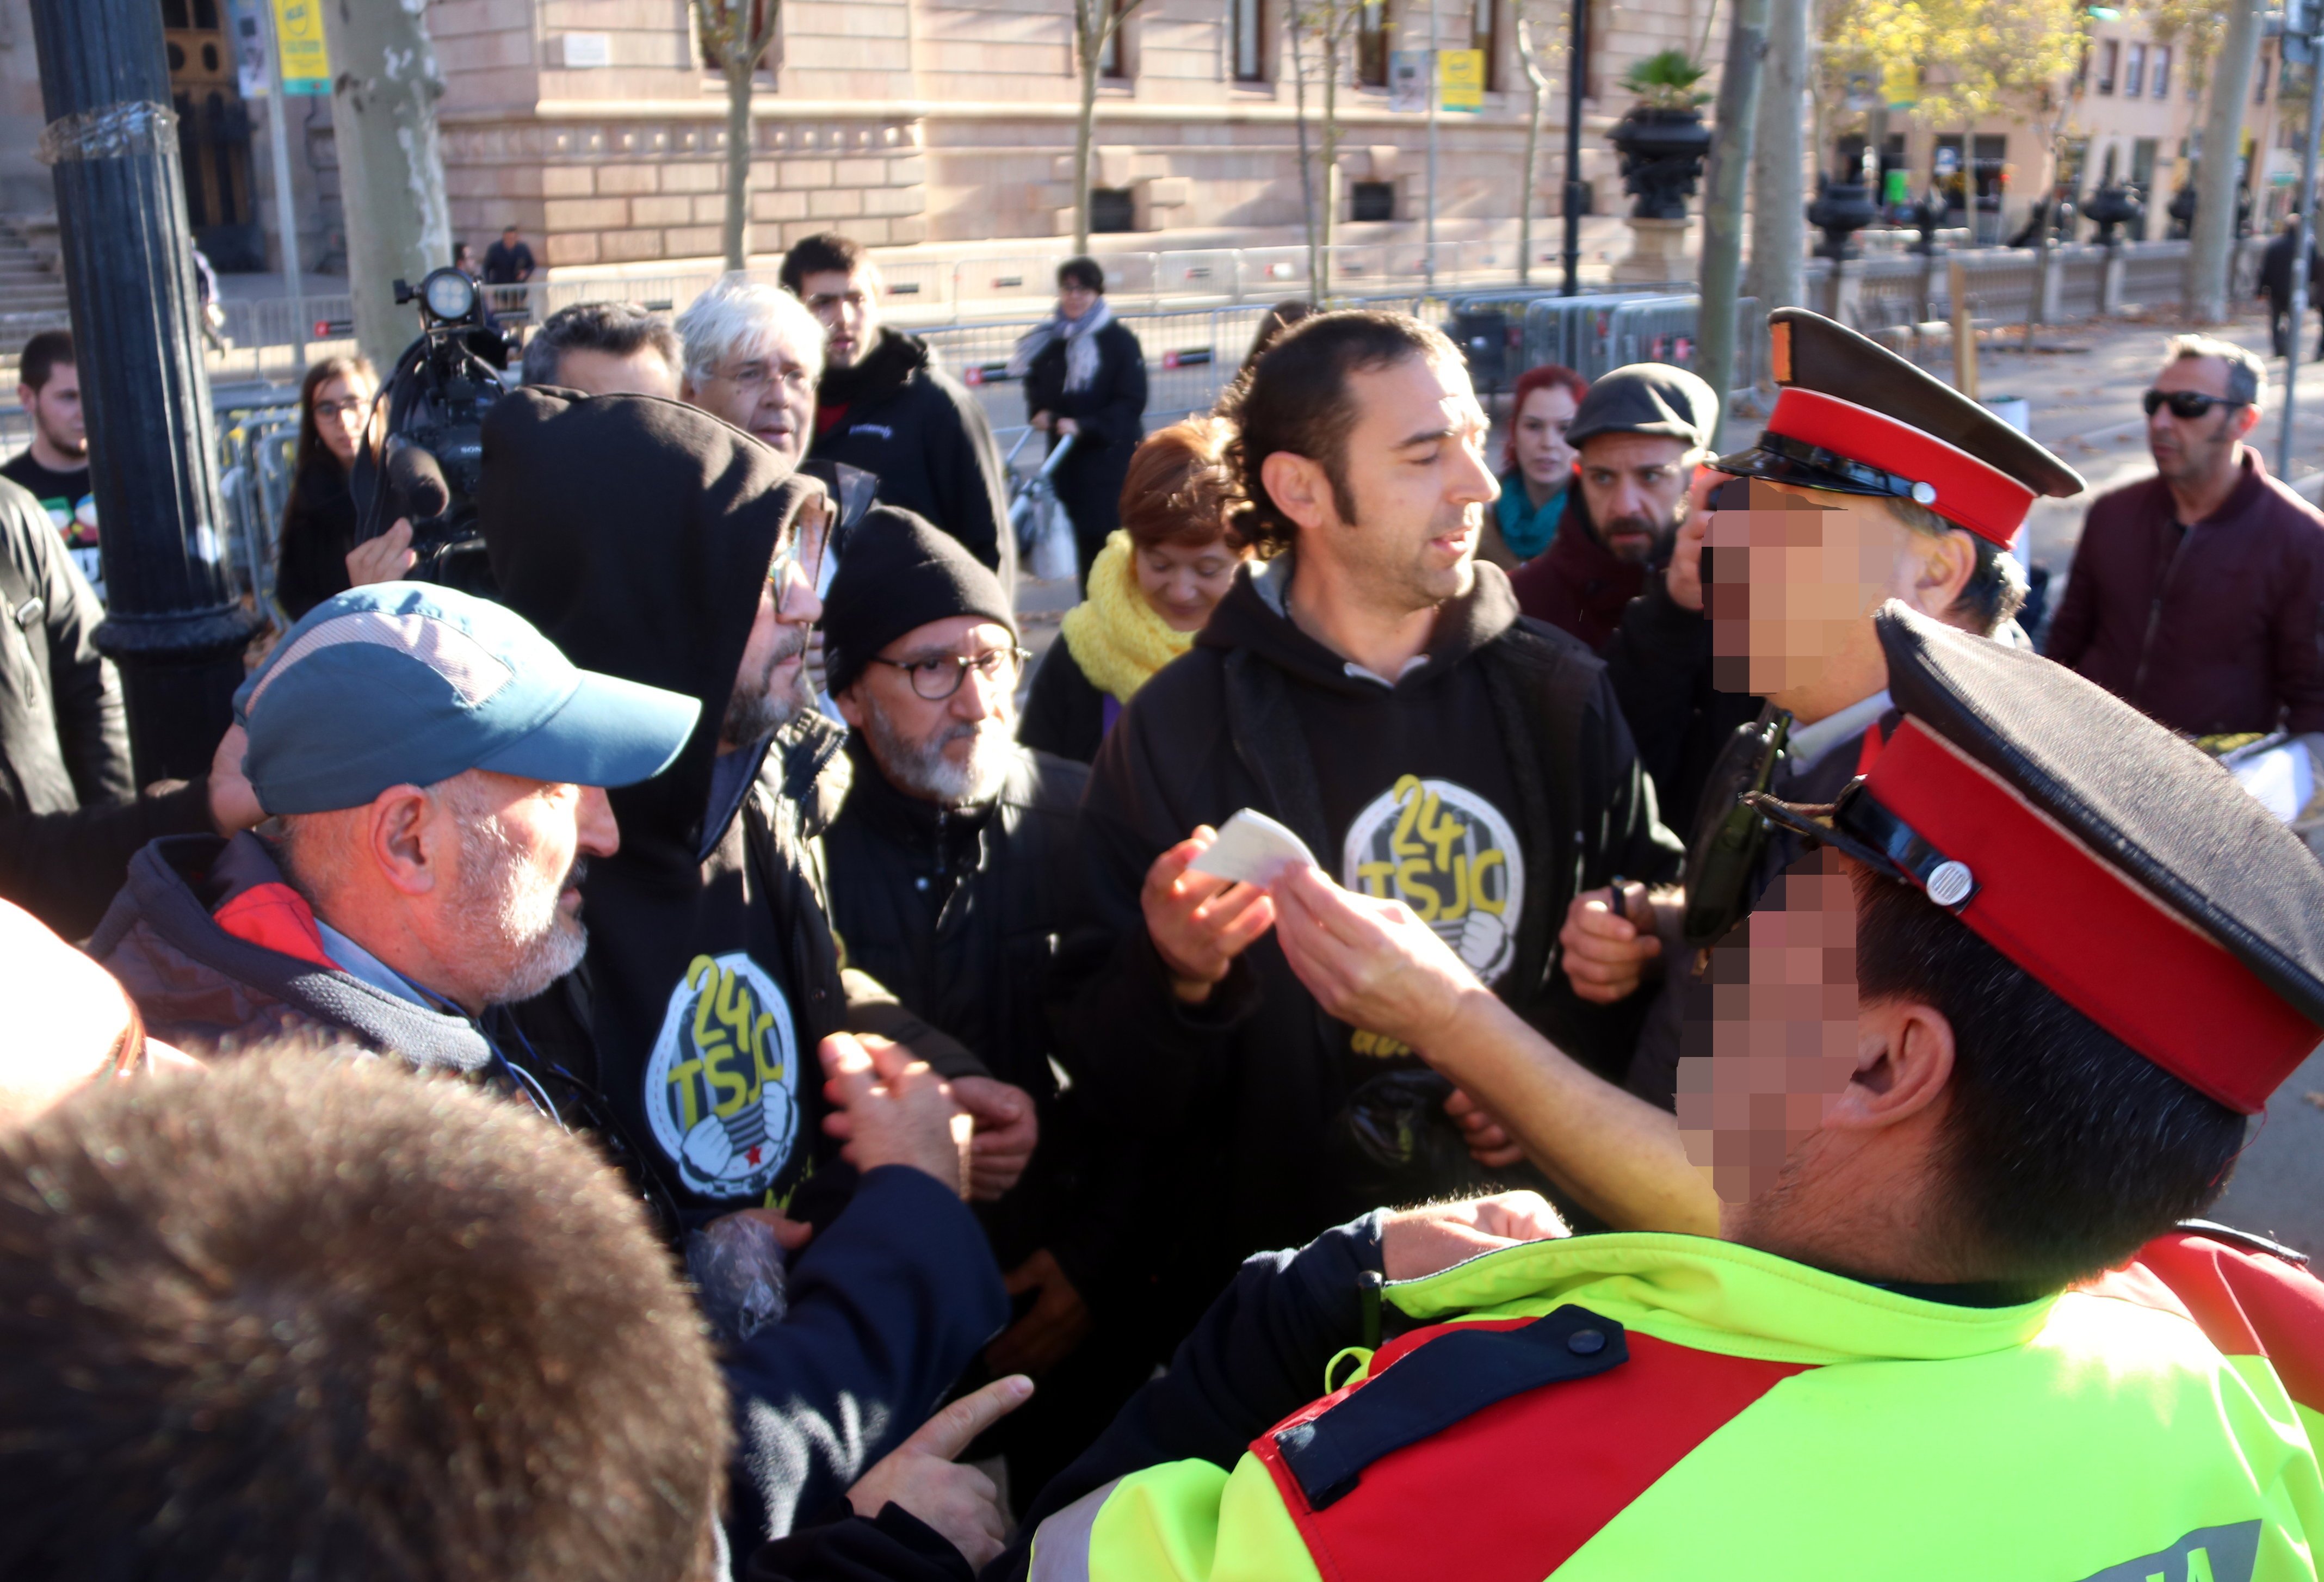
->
[274, 355, 378, 621]
[784, 232, 1015, 578]
[2259, 213, 2322, 360]
[2, 330, 97, 596]
[1478, 362, 1585, 572]
[482, 223, 534, 285]
[1017, 416, 1250, 763]
[2046, 335, 2324, 744]
[1015, 256, 1147, 584]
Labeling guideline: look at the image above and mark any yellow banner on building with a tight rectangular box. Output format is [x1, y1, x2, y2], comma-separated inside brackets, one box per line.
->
[272, 0, 331, 96]
[1441, 50, 1484, 112]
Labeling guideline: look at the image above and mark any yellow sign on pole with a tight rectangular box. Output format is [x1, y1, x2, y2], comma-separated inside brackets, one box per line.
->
[1440, 49, 1484, 113]
[272, 0, 332, 96]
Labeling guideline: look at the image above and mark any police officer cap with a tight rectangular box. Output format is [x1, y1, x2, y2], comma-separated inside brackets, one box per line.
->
[1755, 603, 2324, 1116]
[1714, 308, 2086, 547]
[1565, 362, 1721, 452]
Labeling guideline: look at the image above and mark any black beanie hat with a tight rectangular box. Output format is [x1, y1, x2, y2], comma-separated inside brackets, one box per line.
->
[823, 506, 1019, 697]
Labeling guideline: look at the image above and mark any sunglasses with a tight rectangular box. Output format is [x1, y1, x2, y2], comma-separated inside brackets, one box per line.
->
[2142, 389, 2243, 420]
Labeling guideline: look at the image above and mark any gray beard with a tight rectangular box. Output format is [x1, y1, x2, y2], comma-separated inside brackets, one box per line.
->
[862, 708, 1012, 807]
[452, 819, 589, 1008]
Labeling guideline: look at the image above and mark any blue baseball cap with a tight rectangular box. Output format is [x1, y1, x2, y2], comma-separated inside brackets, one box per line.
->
[237, 583, 702, 815]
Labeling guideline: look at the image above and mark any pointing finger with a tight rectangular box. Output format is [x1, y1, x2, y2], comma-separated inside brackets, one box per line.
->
[904, 1375, 1036, 1462]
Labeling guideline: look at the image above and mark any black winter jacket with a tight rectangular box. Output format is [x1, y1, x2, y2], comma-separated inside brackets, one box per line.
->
[1022, 317, 1147, 557]
[1598, 576, 1763, 838]
[1052, 557, 1682, 1315]
[1015, 636, 1110, 763]
[483, 388, 1009, 1558]
[809, 327, 1014, 580]
[0, 477, 213, 937]
[274, 458, 360, 621]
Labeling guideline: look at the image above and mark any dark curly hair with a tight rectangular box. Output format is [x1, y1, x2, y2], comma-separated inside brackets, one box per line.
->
[1217, 310, 1462, 559]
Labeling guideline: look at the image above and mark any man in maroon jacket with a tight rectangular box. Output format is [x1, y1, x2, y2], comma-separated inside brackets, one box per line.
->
[2046, 334, 2324, 739]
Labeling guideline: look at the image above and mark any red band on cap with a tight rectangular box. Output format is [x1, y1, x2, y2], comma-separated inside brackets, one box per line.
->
[1766, 388, 2035, 548]
[1862, 718, 2318, 1114]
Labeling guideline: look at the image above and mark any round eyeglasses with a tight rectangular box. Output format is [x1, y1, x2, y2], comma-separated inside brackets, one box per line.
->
[868, 646, 1031, 701]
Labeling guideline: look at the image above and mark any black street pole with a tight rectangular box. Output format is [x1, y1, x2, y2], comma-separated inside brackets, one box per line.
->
[1562, 0, 1587, 295]
[26, 0, 257, 781]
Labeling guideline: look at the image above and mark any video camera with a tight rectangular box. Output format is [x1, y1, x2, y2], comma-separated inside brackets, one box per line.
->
[353, 267, 515, 592]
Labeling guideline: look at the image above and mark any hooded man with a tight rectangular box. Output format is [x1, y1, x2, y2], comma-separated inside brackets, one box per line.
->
[478, 390, 1017, 1554]
[1052, 310, 1681, 1337]
[782, 233, 1015, 580]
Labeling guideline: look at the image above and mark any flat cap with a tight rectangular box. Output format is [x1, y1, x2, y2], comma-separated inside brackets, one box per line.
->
[1566, 362, 1721, 452]
[1714, 308, 2085, 546]
[1757, 603, 2324, 1114]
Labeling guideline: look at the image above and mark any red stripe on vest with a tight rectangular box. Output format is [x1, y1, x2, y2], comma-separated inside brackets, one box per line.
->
[213, 881, 339, 972]
[2100, 1232, 2324, 1418]
[1251, 1320, 1811, 1582]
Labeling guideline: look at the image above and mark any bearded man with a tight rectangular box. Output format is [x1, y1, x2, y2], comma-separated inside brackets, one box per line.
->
[819, 512, 1161, 1502]
[91, 582, 699, 1071]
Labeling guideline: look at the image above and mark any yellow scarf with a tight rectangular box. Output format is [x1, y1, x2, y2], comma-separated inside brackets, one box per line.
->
[1058, 531, 1197, 703]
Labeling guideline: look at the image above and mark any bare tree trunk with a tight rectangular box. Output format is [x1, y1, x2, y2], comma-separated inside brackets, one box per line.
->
[723, 60, 754, 269]
[1292, 5, 1319, 291]
[1742, 0, 1808, 394]
[1696, 0, 1770, 407]
[2190, 0, 2265, 319]
[325, 0, 453, 374]
[1075, 34, 1099, 253]
[1320, 32, 1341, 299]
[1519, 16, 1548, 287]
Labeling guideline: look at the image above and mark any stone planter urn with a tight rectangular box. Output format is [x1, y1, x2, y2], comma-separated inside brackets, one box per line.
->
[1807, 176, 1877, 261]
[1608, 107, 1713, 220]
[2084, 186, 2143, 246]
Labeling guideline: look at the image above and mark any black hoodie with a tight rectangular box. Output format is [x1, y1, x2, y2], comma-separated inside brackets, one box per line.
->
[808, 327, 1013, 580]
[1053, 555, 1683, 1313]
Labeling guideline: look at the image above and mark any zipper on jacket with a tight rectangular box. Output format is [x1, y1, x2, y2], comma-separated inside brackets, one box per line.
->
[2130, 516, 2199, 705]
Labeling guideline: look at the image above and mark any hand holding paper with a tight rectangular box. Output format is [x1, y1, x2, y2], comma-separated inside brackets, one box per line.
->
[1186, 808, 1318, 889]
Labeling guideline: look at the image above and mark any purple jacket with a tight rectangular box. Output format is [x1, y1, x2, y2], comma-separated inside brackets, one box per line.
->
[2046, 448, 2324, 737]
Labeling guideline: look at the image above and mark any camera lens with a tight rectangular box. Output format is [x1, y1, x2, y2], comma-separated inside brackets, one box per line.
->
[421, 268, 478, 322]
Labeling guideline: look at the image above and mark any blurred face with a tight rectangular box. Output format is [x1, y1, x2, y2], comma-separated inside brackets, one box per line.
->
[1134, 535, 1243, 632]
[21, 361, 84, 463]
[1703, 478, 1906, 702]
[554, 344, 681, 400]
[838, 615, 1022, 807]
[2146, 355, 2256, 487]
[1577, 431, 1693, 565]
[1512, 383, 1579, 493]
[1057, 278, 1101, 321]
[311, 372, 374, 468]
[1677, 848, 1863, 1205]
[438, 771, 619, 1009]
[684, 324, 821, 469]
[724, 505, 830, 749]
[1294, 353, 1495, 614]
[799, 267, 881, 370]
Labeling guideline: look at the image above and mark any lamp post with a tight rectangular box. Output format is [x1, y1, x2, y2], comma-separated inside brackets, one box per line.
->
[1561, 0, 1587, 294]
[26, 0, 257, 780]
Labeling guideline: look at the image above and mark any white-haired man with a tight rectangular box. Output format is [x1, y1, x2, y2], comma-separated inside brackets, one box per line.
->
[676, 274, 826, 471]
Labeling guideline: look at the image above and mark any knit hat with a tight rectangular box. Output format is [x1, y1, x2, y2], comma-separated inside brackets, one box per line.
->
[822, 508, 1018, 696]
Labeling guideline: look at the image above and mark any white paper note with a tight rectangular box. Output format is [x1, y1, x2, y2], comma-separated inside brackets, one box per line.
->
[1188, 808, 1318, 888]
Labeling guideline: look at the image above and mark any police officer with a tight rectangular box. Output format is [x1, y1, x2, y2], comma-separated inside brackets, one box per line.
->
[991, 602, 2324, 1581]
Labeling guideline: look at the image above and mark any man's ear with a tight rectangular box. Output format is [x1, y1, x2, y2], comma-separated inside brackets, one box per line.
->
[833, 683, 866, 730]
[1824, 996, 1956, 1135]
[1260, 450, 1334, 534]
[2233, 401, 2264, 441]
[1907, 528, 1978, 621]
[362, 785, 446, 898]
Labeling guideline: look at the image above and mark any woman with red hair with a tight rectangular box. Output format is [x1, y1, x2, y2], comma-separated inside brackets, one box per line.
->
[1479, 362, 1585, 572]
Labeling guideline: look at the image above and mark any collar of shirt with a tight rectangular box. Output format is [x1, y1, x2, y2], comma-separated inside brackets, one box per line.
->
[1787, 689, 1892, 775]
[314, 919, 438, 1011]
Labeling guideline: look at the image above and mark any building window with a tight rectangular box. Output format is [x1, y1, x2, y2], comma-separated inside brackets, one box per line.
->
[2096, 39, 2117, 94]
[2073, 44, 2088, 93]
[2152, 45, 2171, 98]
[1473, 0, 1499, 91]
[1098, 0, 1130, 78]
[1232, 0, 1264, 81]
[1351, 180, 1395, 220]
[1090, 187, 1136, 231]
[2124, 42, 2144, 96]
[1357, 0, 1389, 87]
